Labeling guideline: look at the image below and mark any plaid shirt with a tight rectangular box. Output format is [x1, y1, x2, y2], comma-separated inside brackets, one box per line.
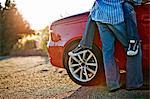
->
[90, 0, 142, 24]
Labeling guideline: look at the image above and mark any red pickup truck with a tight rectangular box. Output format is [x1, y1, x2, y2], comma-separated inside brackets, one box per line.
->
[47, 2, 150, 86]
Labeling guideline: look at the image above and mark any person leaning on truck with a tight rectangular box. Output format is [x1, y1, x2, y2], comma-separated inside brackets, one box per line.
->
[68, 0, 143, 92]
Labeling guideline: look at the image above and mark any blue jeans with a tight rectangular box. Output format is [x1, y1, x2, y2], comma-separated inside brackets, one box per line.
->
[123, 1, 140, 40]
[80, 16, 143, 90]
[79, 16, 96, 49]
[96, 22, 143, 90]
[80, 1, 140, 46]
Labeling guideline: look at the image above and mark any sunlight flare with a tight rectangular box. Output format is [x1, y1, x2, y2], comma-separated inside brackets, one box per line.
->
[14, 0, 94, 30]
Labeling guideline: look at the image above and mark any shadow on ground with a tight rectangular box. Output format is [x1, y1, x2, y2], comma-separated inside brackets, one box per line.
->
[63, 73, 150, 99]
[64, 84, 150, 99]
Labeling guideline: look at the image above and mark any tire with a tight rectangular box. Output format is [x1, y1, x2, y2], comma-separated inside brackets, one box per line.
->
[63, 39, 105, 86]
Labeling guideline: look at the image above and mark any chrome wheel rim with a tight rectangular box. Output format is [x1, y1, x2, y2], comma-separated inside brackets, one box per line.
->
[68, 50, 98, 82]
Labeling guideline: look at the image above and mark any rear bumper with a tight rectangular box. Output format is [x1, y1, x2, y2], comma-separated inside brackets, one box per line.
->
[47, 41, 64, 68]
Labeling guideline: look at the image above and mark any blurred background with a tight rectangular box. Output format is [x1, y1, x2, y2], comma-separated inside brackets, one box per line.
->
[0, 0, 94, 56]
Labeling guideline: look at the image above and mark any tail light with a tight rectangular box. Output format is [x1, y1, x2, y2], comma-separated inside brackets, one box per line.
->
[49, 30, 61, 42]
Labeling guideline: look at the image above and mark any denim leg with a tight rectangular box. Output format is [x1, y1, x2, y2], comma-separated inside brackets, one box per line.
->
[96, 22, 120, 90]
[79, 15, 96, 49]
[123, 1, 140, 40]
[107, 22, 143, 88]
[122, 3, 143, 87]
[108, 22, 128, 47]
[126, 45, 143, 88]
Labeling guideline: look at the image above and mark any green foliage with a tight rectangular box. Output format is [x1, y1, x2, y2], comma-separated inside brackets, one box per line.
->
[37, 26, 49, 52]
[13, 26, 49, 52]
[13, 34, 37, 50]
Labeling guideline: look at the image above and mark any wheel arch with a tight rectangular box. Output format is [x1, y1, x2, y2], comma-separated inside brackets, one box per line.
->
[62, 36, 81, 66]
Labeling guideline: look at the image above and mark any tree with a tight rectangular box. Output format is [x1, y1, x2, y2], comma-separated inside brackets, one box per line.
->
[0, 0, 33, 55]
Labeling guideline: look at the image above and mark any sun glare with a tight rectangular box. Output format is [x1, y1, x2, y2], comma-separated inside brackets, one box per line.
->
[13, 0, 94, 30]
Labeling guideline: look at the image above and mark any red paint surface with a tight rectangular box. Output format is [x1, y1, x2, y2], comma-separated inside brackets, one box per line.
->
[48, 4, 150, 70]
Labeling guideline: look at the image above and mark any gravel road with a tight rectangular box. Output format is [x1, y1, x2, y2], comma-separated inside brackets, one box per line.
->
[0, 56, 149, 99]
[0, 56, 80, 99]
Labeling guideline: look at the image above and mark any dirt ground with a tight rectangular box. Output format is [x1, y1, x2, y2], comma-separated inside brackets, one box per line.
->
[0, 56, 149, 99]
[0, 56, 80, 99]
